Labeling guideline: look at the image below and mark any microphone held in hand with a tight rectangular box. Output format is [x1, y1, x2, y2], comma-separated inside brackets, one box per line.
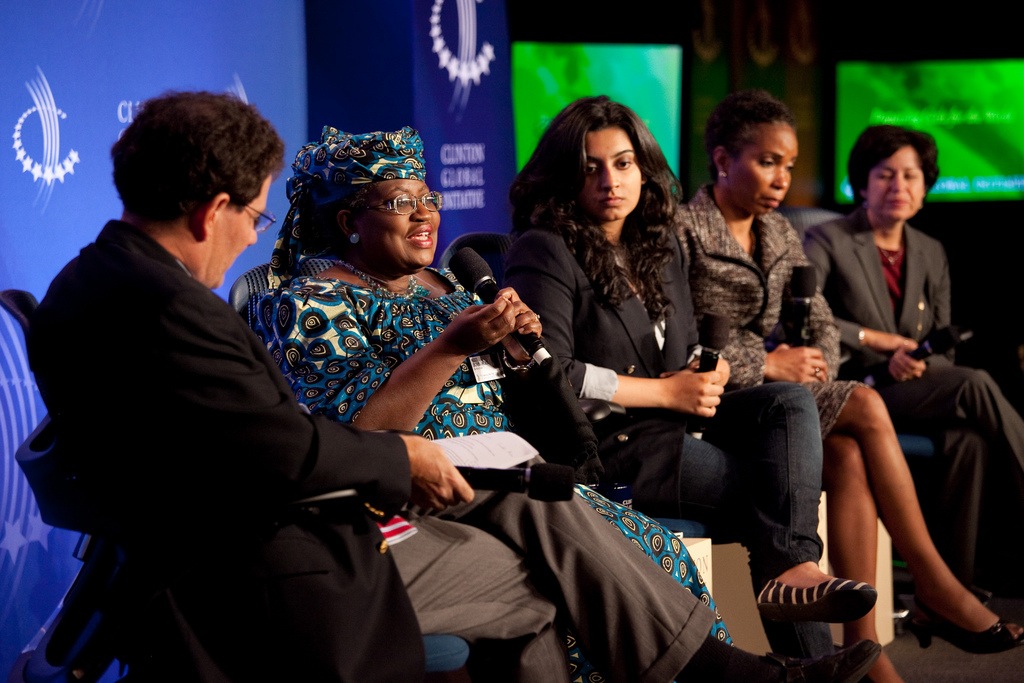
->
[689, 312, 731, 439]
[782, 265, 816, 347]
[696, 312, 732, 372]
[448, 247, 552, 365]
[906, 325, 973, 361]
[455, 463, 575, 501]
[864, 326, 974, 387]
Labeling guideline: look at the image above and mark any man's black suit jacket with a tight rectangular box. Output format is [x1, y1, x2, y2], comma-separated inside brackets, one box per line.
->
[28, 220, 422, 681]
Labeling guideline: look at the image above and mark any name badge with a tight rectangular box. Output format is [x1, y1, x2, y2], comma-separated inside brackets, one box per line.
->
[469, 352, 505, 382]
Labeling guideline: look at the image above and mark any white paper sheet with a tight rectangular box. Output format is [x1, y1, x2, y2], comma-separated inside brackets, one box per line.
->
[435, 431, 539, 469]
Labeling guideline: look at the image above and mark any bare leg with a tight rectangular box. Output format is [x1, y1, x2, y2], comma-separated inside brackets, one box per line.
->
[830, 387, 1012, 634]
[824, 433, 902, 682]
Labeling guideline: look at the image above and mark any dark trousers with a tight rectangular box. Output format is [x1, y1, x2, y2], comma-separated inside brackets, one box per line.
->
[879, 364, 1024, 589]
[609, 382, 835, 659]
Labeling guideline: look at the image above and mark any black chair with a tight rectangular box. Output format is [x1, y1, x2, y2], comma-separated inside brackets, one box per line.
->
[11, 421, 128, 683]
[0, 289, 38, 333]
[439, 230, 513, 283]
[2, 289, 121, 683]
[229, 257, 335, 330]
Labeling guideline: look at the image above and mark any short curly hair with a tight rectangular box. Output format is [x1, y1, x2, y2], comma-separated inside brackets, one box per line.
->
[703, 89, 796, 181]
[846, 125, 939, 206]
[111, 90, 285, 221]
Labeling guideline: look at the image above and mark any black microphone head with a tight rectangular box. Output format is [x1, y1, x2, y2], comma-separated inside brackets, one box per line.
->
[790, 265, 817, 299]
[449, 247, 499, 301]
[911, 325, 974, 359]
[698, 313, 731, 351]
[527, 463, 575, 501]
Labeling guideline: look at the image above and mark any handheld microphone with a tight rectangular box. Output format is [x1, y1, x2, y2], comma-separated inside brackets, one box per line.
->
[906, 325, 973, 361]
[689, 312, 731, 439]
[696, 312, 731, 372]
[455, 463, 575, 501]
[864, 325, 974, 387]
[782, 265, 816, 347]
[448, 247, 552, 365]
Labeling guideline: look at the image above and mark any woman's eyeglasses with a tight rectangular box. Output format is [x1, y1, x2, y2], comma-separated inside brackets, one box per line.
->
[369, 191, 444, 215]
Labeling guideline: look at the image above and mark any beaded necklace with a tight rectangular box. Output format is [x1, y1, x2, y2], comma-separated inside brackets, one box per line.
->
[336, 259, 432, 298]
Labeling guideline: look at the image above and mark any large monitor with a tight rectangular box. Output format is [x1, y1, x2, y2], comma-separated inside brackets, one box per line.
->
[510, 41, 683, 176]
[833, 58, 1024, 204]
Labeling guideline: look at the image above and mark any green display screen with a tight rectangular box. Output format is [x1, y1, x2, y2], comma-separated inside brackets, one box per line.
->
[834, 59, 1024, 203]
[511, 42, 683, 175]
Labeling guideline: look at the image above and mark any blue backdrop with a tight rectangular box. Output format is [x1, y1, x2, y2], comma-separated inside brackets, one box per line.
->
[0, 0, 514, 677]
[305, 0, 516, 263]
[0, 1, 307, 676]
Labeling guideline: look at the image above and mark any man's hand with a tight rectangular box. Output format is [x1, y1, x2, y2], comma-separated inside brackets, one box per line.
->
[400, 434, 475, 511]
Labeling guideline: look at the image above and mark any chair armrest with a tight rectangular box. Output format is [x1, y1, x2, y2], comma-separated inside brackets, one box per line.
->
[578, 398, 626, 424]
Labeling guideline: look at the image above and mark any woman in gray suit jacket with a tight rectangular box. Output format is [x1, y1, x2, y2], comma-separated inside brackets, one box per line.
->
[803, 124, 1024, 596]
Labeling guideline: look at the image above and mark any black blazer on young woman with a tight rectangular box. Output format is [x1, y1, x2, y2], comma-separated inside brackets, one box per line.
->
[504, 227, 698, 517]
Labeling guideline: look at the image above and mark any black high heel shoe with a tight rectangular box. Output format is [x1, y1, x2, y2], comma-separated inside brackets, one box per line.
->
[907, 600, 1024, 654]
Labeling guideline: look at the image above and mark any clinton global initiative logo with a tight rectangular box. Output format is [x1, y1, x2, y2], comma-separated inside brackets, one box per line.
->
[429, 0, 495, 119]
[12, 67, 80, 207]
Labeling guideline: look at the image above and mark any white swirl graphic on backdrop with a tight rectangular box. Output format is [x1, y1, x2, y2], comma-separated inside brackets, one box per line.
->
[75, 0, 104, 35]
[11, 67, 80, 212]
[429, 0, 495, 119]
[229, 73, 248, 104]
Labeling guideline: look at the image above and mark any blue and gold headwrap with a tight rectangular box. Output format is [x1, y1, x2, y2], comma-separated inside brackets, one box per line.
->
[268, 125, 426, 287]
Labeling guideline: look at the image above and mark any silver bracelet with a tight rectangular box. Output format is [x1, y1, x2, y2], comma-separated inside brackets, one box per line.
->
[502, 348, 536, 373]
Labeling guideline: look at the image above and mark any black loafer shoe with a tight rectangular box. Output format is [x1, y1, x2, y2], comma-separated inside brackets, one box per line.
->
[766, 639, 881, 682]
[758, 577, 877, 622]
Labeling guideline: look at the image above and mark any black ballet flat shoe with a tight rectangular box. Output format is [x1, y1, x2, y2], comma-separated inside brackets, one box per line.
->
[907, 600, 1024, 654]
[765, 639, 881, 683]
[757, 577, 877, 623]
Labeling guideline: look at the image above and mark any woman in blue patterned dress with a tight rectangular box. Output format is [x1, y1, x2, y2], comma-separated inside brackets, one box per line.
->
[253, 125, 732, 680]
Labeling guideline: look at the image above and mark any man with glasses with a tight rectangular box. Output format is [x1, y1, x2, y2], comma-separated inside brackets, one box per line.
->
[27, 91, 461, 681]
[240, 202, 277, 234]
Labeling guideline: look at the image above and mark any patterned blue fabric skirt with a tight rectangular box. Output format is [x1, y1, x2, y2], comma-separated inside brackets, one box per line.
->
[565, 485, 732, 682]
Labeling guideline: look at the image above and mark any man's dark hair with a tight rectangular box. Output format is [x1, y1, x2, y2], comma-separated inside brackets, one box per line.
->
[111, 90, 285, 221]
